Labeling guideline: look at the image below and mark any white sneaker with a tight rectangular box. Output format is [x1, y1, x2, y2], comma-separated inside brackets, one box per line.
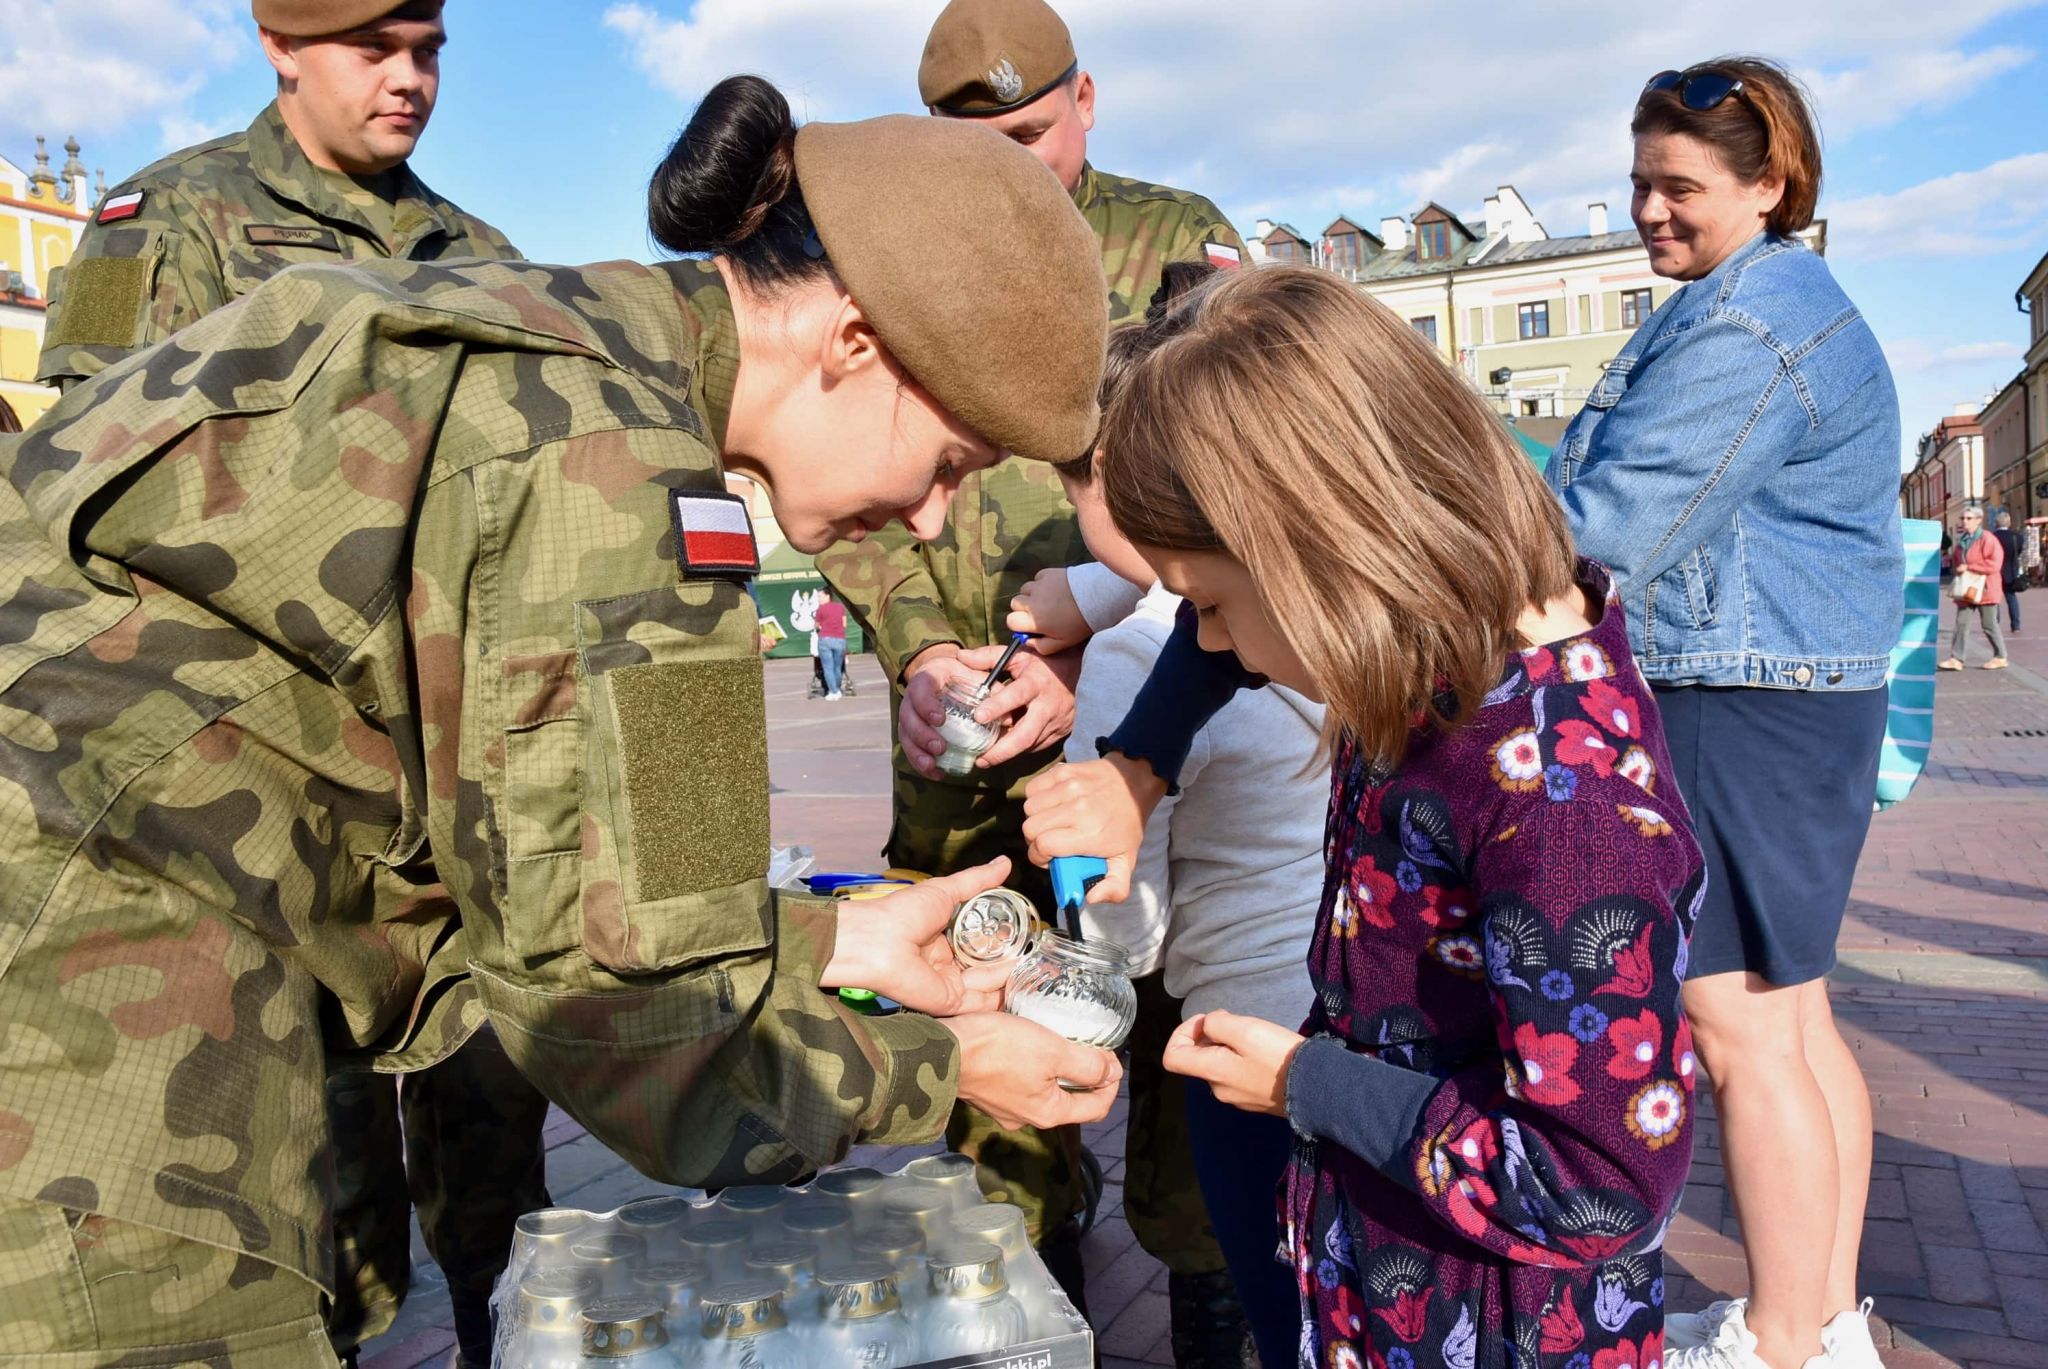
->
[1821, 1300, 1883, 1369]
[1667, 1301, 1828, 1369]
[1667, 1298, 1745, 1351]
[825, 692, 842, 701]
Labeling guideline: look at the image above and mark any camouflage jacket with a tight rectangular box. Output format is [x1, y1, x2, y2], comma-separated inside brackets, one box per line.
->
[0, 257, 956, 1292]
[36, 100, 521, 389]
[816, 164, 1244, 778]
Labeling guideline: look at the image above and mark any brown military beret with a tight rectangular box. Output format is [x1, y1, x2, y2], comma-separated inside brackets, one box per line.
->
[794, 115, 1105, 464]
[252, 0, 442, 38]
[918, 0, 1079, 116]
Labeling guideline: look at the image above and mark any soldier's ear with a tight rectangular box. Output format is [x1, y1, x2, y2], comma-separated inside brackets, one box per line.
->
[257, 26, 302, 85]
[1072, 71, 1096, 132]
[819, 292, 884, 383]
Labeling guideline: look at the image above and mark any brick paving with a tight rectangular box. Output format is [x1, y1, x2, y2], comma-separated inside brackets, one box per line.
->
[364, 609, 2048, 1368]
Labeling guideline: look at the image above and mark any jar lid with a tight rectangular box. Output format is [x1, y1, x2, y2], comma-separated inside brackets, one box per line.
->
[882, 1182, 949, 1215]
[570, 1233, 647, 1267]
[905, 1152, 980, 1184]
[700, 1280, 789, 1339]
[811, 1166, 886, 1200]
[679, 1218, 749, 1251]
[817, 1258, 903, 1319]
[614, 1195, 695, 1236]
[927, 1241, 1009, 1300]
[516, 1269, 599, 1331]
[715, 1185, 789, 1215]
[579, 1297, 669, 1356]
[632, 1260, 709, 1297]
[744, 1241, 815, 1280]
[781, 1204, 849, 1235]
[514, 1208, 591, 1251]
[853, 1220, 925, 1264]
[948, 890, 1037, 964]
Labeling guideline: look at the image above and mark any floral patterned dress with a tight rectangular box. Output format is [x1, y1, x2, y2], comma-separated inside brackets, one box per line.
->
[1283, 564, 1704, 1369]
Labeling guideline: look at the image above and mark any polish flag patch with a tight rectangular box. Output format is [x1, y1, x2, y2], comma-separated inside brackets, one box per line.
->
[1203, 240, 1242, 270]
[97, 191, 145, 224]
[669, 489, 759, 580]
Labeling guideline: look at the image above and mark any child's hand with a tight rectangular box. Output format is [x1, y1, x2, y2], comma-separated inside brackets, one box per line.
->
[1163, 1011, 1304, 1117]
[954, 641, 1080, 766]
[1008, 568, 1090, 656]
[1021, 755, 1165, 903]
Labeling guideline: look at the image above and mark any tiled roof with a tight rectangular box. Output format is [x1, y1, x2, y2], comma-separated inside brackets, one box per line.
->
[1344, 229, 1642, 283]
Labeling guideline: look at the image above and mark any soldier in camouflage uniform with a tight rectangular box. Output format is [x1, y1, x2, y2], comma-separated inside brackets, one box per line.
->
[34, 4, 538, 1359]
[815, 2, 1253, 1359]
[0, 93, 1119, 1363]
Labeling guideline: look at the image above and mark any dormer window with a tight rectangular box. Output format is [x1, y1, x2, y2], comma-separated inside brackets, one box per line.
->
[1417, 221, 1450, 260]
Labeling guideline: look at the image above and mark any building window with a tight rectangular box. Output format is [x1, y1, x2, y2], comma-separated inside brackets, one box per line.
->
[1521, 398, 1540, 417]
[1411, 316, 1438, 344]
[1329, 232, 1360, 270]
[1518, 301, 1550, 339]
[1621, 288, 1654, 328]
[1417, 221, 1450, 260]
[1269, 237, 1296, 261]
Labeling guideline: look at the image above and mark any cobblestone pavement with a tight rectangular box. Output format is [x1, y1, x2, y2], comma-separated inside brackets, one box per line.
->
[363, 613, 2048, 1368]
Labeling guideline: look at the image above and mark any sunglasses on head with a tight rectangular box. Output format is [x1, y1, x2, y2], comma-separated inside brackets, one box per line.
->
[1641, 68, 1748, 112]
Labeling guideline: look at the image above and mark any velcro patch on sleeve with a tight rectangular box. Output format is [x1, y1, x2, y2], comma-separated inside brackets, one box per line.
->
[609, 657, 769, 903]
[245, 224, 342, 251]
[45, 256, 150, 348]
[668, 489, 760, 581]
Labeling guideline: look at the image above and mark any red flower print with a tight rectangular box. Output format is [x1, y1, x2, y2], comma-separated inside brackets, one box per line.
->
[1563, 638, 1614, 681]
[1582, 678, 1641, 740]
[1431, 934, 1485, 979]
[1555, 720, 1619, 777]
[1593, 923, 1656, 998]
[1606, 1009, 1662, 1081]
[1445, 1170, 1499, 1239]
[1675, 1017, 1698, 1092]
[1492, 727, 1545, 792]
[1512, 1022, 1583, 1107]
[1521, 645, 1557, 681]
[1349, 856, 1399, 930]
[1540, 1291, 1587, 1353]
[1561, 1229, 1636, 1262]
[1617, 745, 1657, 794]
[1421, 884, 1477, 926]
[1627, 1081, 1687, 1149]
[1594, 1335, 1651, 1369]
[1643, 1330, 1664, 1369]
[1327, 1282, 1364, 1340]
[1446, 1116, 1500, 1172]
[1374, 1286, 1429, 1342]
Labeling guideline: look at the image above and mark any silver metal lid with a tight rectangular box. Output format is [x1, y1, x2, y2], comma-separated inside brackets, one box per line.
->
[632, 1259, 709, 1298]
[744, 1241, 815, 1281]
[714, 1185, 789, 1215]
[700, 1280, 789, 1339]
[614, 1196, 695, 1237]
[579, 1297, 669, 1357]
[569, 1233, 647, 1268]
[948, 888, 1037, 964]
[515, 1268, 600, 1334]
[811, 1167, 886, 1200]
[514, 1208, 592, 1252]
[928, 1241, 1010, 1301]
[817, 1258, 903, 1320]
[853, 1220, 926, 1265]
[679, 1218, 749, 1253]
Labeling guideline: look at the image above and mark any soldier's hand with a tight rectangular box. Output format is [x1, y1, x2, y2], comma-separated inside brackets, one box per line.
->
[944, 1012, 1123, 1129]
[900, 644, 981, 778]
[822, 859, 1014, 1017]
[1020, 755, 1167, 903]
[1006, 568, 1090, 656]
[958, 642, 1080, 768]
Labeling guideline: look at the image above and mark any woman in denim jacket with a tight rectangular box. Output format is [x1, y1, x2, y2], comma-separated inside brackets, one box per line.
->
[1550, 57, 1902, 1369]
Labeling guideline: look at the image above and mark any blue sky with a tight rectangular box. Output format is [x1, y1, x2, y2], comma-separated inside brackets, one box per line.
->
[6, 0, 2046, 464]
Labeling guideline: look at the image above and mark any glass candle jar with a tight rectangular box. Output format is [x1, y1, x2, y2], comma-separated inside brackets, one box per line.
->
[916, 1241, 1030, 1358]
[810, 1167, 887, 1232]
[902, 1152, 982, 1213]
[743, 1240, 818, 1303]
[948, 1203, 1069, 1337]
[878, 1183, 952, 1249]
[697, 1281, 802, 1369]
[569, 1234, 648, 1296]
[511, 1269, 603, 1369]
[1004, 931, 1138, 1049]
[515, 1209, 596, 1274]
[678, 1219, 750, 1283]
[851, 1221, 928, 1314]
[614, 1196, 694, 1251]
[813, 1259, 915, 1369]
[947, 889, 1037, 966]
[630, 1259, 710, 1339]
[935, 681, 999, 776]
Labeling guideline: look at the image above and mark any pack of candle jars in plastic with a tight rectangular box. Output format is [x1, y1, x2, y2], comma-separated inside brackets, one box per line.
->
[491, 1152, 1094, 1367]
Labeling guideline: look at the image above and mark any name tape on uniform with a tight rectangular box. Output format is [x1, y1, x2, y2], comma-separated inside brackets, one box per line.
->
[97, 191, 145, 224]
[246, 225, 343, 251]
[1203, 241, 1241, 270]
[669, 489, 760, 581]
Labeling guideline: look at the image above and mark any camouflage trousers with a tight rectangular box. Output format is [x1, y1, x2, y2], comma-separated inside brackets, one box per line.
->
[326, 1025, 552, 1356]
[0, 1197, 333, 1366]
[889, 774, 1224, 1273]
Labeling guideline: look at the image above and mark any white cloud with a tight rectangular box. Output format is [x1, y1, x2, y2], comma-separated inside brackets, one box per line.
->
[1828, 152, 2048, 258]
[1884, 338, 2025, 374]
[0, 0, 245, 148]
[602, 0, 2045, 239]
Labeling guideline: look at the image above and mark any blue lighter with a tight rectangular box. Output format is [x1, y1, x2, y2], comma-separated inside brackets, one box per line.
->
[1048, 855, 1109, 939]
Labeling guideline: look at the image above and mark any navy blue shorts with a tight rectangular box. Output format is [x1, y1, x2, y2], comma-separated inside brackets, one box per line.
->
[1652, 683, 1887, 987]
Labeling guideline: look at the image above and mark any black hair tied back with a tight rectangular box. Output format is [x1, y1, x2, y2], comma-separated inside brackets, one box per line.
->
[648, 74, 827, 289]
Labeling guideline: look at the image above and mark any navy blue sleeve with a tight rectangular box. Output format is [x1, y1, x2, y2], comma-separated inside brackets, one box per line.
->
[1284, 1034, 1438, 1169]
[1098, 602, 1263, 793]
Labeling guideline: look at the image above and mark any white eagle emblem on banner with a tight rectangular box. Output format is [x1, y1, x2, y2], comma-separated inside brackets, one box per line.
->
[985, 56, 1025, 103]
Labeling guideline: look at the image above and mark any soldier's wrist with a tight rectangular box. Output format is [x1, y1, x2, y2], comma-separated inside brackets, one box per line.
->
[903, 640, 965, 678]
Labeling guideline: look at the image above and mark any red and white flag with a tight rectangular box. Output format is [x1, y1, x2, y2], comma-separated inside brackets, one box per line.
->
[97, 191, 145, 224]
[1203, 240, 1242, 270]
[668, 490, 759, 580]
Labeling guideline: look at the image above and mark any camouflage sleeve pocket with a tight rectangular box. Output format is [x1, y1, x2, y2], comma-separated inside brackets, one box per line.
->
[42, 227, 169, 350]
[573, 582, 773, 974]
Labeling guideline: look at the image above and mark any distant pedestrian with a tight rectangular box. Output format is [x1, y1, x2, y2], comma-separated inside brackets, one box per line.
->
[817, 592, 849, 699]
[1993, 509, 2023, 634]
[1941, 504, 2007, 669]
[1550, 56, 1900, 1369]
